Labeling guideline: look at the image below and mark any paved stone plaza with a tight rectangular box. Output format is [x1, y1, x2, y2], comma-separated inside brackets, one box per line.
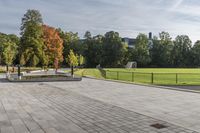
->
[0, 77, 199, 133]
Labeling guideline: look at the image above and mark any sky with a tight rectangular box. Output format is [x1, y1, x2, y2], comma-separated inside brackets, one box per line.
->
[0, 0, 200, 42]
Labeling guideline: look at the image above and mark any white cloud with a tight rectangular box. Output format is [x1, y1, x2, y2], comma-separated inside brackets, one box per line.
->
[170, 0, 183, 10]
[0, 0, 200, 42]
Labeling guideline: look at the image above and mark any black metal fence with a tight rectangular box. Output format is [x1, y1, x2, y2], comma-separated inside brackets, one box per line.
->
[105, 71, 200, 85]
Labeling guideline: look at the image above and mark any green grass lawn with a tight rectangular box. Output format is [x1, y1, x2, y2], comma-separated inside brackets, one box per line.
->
[75, 68, 200, 85]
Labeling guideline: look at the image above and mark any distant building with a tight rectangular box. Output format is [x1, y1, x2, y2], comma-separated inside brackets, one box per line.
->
[122, 32, 153, 48]
[122, 38, 136, 48]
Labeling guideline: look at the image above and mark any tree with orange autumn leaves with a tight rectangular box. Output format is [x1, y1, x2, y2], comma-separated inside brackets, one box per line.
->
[42, 25, 64, 70]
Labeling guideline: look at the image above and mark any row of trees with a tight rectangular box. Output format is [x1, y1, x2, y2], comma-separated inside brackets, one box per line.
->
[0, 9, 200, 68]
[68, 31, 199, 68]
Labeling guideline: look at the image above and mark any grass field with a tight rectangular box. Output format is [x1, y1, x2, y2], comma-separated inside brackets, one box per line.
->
[75, 68, 200, 85]
[1, 66, 200, 85]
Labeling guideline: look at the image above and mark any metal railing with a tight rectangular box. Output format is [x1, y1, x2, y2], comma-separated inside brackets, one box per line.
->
[105, 71, 200, 85]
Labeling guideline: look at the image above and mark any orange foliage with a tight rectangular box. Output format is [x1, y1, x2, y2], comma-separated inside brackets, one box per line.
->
[42, 25, 63, 69]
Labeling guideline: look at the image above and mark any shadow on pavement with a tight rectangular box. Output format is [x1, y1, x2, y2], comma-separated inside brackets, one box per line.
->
[164, 85, 200, 91]
[0, 78, 9, 83]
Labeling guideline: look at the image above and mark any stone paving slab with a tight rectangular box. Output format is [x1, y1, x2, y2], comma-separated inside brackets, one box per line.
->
[0, 82, 87, 133]
[15, 82, 197, 132]
[45, 78, 200, 132]
[0, 77, 198, 133]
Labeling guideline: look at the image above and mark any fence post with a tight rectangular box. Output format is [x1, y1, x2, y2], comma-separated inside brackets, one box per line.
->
[132, 72, 134, 82]
[151, 73, 154, 84]
[117, 71, 119, 80]
[176, 73, 178, 84]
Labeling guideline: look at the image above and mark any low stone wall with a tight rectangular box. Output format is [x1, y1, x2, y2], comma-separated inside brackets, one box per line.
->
[7, 73, 82, 82]
[8, 76, 82, 82]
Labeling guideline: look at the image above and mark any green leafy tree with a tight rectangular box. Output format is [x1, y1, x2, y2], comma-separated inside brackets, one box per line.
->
[101, 31, 127, 67]
[84, 33, 103, 67]
[172, 35, 192, 67]
[151, 32, 173, 67]
[191, 41, 200, 67]
[79, 55, 85, 66]
[0, 33, 18, 65]
[0, 33, 6, 65]
[19, 9, 44, 67]
[84, 31, 92, 40]
[3, 42, 18, 65]
[67, 50, 78, 67]
[7, 34, 20, 64]
[131, 33, 151, 67]
[58, 29, 82, 65]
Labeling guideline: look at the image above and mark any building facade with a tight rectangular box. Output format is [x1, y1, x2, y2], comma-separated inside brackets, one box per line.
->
[122, 32, 153, 48]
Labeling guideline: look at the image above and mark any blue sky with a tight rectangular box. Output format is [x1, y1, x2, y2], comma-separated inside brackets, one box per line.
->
[0, 0, 200, 42]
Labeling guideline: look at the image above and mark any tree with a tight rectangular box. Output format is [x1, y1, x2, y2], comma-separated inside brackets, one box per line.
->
[131, 33, 151, 67]
[0, 33, 7, 65]
[59, 30, 80, 64]
[42, 25, 64, 69]
[84, 34, 103, 67]
[19, 9, 44, 67]
[151, 32, 173, 67]
[67, 50, 78, 67]
[0, 33, 18, 66]
[7, 34, 20, 64]
[101, 31, 127, 67]
[3, 41, 18, 66]
[79, 55, 85, 66]
[84, 31, 92, 39]
[20, 9, 43, 35]
[172, 35, 192, 67]
[191, 41, 200, 67]
[67, 50, 78, 76]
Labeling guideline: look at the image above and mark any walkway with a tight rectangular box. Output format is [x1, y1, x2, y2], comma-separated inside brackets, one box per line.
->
[0, 77, 198, 133]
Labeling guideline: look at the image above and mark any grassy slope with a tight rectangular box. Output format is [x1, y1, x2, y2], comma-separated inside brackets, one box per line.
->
[75, 69, 104, 79]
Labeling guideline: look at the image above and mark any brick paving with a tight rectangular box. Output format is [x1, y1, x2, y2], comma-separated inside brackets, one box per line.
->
[0, 80, 197, 133]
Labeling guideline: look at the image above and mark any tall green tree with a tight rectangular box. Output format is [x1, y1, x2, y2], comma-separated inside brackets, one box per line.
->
[191, 41, 200, 67]
[19, 9, 44, 66]
[3, 41, 18, 66]
[8, 34, 20, 64]
[0, 33, 18, 66]
[151, 32, 173, 67]
[131, 33, 151, 67]
[84, 34, 103, 67]
[101, 31, 127, 67]
[64, 32, 80, 56]
[172, 35, 192, 67]
[58, 29, 82, 65]
[0, 33, 6, 65]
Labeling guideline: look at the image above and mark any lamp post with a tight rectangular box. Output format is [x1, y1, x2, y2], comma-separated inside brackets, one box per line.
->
[71, 65, 74, 77]
[6, 65, 8, 72]
[42, 46, 44, 70]
[0, 47, 2, 66]
[17, 64, 21, 80]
